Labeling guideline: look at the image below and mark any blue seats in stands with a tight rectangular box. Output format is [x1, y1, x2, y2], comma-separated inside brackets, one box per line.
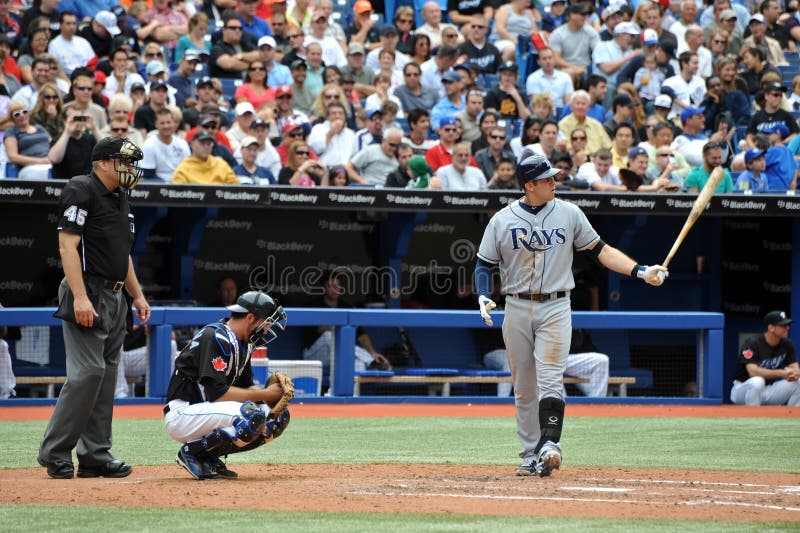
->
[5, 163, 18, 178]
[499, 118, 522, 139]
[333, 0, 353, 27]
[219, 78, 242, 105]
[396, 117, 410, 135]
[477, 74, 499, 91]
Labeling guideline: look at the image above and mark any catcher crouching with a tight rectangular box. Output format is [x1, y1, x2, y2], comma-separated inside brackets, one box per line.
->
[163, 291, 294, 480]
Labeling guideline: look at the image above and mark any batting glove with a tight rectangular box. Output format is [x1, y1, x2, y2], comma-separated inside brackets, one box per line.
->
[642, 265, 669, 286]
[478, 295, 497, 326]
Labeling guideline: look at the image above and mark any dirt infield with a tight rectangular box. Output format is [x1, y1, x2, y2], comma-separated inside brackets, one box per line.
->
[2, 404, 798, 522]
[1, 464, 799, 521]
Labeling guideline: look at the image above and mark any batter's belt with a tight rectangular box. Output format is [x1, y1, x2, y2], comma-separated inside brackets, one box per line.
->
[509, 291, 568, 302]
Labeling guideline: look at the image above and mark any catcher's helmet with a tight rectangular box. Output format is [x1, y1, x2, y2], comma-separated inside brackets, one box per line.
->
[227, 291, 288, 346]
[92, 137, 144, 190]
[516, 153, 561, 188]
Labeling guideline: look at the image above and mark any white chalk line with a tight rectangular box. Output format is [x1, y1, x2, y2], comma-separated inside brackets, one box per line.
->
[350, 490, 800, 512]
[589, 478, 775, 488]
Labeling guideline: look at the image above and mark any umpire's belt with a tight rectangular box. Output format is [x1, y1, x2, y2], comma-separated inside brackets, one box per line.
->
[102, 280, 125, 292]
[511, 291, 568, 302]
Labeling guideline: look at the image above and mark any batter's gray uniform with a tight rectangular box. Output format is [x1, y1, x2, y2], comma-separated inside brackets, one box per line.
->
[477, 198, 599, 459]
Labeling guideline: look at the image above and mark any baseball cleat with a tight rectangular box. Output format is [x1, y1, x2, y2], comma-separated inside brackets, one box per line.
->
[535, 441, 562, 478]
[207, 456, 238, 478]
[514, 455, 537, 476]
[176, 448, 217, 480]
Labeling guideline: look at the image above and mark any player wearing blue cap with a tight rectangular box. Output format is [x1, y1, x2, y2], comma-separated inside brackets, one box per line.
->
[474, 153, 669, 477]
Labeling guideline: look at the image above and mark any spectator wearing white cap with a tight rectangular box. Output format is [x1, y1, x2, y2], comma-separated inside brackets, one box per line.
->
[592, 21, 642, 108]
[233, 135, 277, 184]
[146, 0, 188, 48]
[227, 102, 257, 153]
[305, 10, 347, 68]
[169, 49, 209, 108]
[258, 36, 292, 88]
[48, 12, 95, 77]
[79, 10, 120, 59]
[742, 13, 787, 67]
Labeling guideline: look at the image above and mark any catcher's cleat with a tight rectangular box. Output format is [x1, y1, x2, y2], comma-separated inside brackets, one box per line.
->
[514, 455, 537, 476]
[535, 441, 562, 478]
[176, 448, 218, 480]
[207, 456, 238, 478]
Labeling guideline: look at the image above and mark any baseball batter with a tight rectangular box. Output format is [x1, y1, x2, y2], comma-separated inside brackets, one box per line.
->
[474, 153, 669, 477]
[163, 291, 294, 480]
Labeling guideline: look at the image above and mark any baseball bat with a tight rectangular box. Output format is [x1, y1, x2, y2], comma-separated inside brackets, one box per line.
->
[662, 166, 724, 268]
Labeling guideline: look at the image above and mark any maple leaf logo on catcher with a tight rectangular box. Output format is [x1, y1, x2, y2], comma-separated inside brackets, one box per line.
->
[742, 350, 753, 360]
[212, 356, 228, 371]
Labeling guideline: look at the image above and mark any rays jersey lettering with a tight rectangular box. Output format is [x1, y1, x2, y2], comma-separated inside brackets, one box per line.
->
[510, 227, 567, 252]
[477, 199, 599, 295]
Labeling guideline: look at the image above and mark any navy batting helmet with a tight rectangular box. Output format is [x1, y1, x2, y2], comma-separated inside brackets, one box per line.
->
[516, 153, 561, 188]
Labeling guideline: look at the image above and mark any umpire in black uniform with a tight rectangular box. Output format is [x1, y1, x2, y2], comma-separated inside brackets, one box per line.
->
[38, 137, 151, 479]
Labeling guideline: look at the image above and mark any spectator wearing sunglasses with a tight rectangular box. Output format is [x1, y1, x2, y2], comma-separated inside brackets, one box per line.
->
[456, 15, 501, 75]
[272, 84, 310, 141]
[209, 11, 260, 78]
[276, 121, 317, 165]
[4, 100, 52, 179]
[346, 127, 403, 186]
[475, 126, 515, 183]
[65, 69, 108, 130]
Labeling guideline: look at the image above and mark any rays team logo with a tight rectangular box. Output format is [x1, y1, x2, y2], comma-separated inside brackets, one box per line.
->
[509, 228, 567, 252]
[212, 357, 228, 371]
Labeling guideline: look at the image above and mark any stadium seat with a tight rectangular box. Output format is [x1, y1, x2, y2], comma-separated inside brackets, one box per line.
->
[396, 117, 410, 135]
[5, 163, 18, 178]
[219, 78, 242, 106]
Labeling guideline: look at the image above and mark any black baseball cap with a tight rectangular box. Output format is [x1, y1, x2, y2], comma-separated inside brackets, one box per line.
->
[91, 136, 142, 162]
[568, 4, 588, 15]
[497, 61, 516, 73]
[193, 131, 216, 143]
[196, 75, 214, 88]
[290, 58, 307, 70]
[764, 310, 792, 327]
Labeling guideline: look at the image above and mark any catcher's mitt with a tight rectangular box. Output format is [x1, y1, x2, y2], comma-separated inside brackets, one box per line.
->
[267, 371, 294, 415]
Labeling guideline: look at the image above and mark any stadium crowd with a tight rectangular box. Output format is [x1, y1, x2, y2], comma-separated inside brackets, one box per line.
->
[0, 0, 799, 191]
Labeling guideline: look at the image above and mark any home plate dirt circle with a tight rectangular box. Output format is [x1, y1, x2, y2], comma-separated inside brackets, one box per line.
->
[2, 464, 799, 522]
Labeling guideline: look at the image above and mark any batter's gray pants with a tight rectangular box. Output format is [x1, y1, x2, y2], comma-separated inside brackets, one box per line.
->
[502, 296, 571, 460]
[38, 279, 127, 467]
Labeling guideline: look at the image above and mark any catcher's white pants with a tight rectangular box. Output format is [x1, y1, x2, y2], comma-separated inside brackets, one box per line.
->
[484, 348, 609, 398]
[164, 399, 269, 443]
[730, 377, 800, 406]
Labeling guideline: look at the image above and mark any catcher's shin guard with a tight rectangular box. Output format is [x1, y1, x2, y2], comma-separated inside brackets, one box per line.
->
[182, 401, 268, 457]
[534, 397, 565, 453]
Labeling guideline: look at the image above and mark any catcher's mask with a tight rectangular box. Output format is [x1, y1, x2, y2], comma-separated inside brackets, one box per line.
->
[227, 291, 288, 349]
[91, 137, 144, 190]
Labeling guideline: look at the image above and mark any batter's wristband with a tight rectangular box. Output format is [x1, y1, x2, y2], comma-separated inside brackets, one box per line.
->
[631, 264, 646, 279]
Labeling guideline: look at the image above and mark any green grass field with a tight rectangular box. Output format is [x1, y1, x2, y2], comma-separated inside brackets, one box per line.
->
[2, 415, 799, 531]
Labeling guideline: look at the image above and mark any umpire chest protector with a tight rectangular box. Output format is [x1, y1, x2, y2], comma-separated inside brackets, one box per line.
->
[57, 173, 135, 281]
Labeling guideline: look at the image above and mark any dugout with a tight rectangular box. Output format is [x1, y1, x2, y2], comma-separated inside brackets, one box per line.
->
[0, 182, 797, 401]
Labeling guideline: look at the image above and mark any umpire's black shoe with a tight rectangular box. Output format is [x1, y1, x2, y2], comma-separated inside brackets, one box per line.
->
[38, 458, 74, 479]
[77, 459, 133, 478]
